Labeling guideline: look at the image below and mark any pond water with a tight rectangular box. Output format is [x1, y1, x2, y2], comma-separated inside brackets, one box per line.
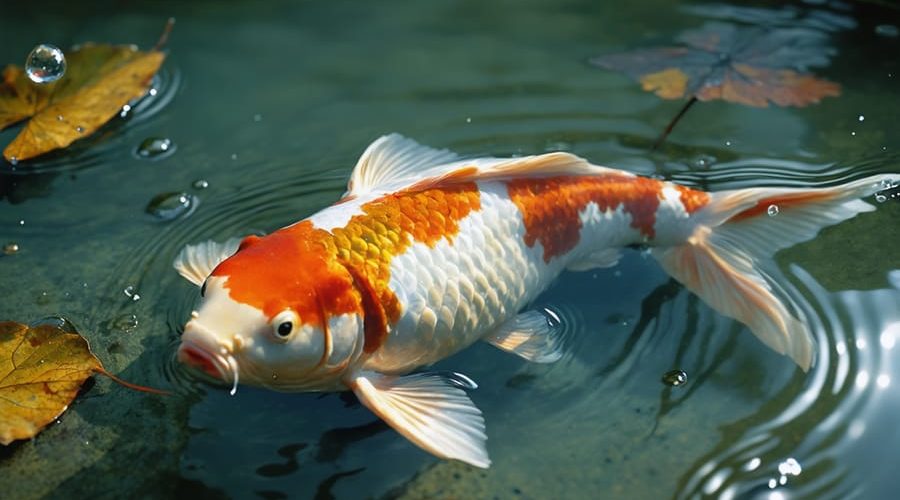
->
[1, 0, 899, 498]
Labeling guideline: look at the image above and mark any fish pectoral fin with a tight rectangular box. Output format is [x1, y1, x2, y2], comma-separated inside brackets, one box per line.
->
[566, 248, 622, 271]
[349, 371, 490, 468]
[484, 311, 563, 363]
[172, 238, 242, 286]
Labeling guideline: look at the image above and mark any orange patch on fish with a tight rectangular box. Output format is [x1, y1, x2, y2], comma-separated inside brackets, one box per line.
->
[507, 175, 664, 262]
[213, 182, 481, 352]
[730, 191, 836, 222]
[675, 185, 710, 214]
[330, 182, 481, 325]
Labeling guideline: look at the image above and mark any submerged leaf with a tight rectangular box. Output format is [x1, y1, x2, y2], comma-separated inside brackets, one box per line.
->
[590, 22, 841, 108]
[0, 321, 101, 445]
[0, 43, 165, 162]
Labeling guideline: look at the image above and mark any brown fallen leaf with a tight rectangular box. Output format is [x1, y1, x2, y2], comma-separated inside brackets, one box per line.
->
[0, 320, 165, 446]
[590, 21, 841, 147]
[0, 20, 172, 163]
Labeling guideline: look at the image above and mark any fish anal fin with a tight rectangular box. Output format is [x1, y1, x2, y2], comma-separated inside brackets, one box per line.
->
[348, 371, 490, 468]
[484, 311, 563, 363]
[173, 238, 242, 286]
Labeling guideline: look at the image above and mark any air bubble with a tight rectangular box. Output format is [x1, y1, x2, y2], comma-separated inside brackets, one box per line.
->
[3, 242, 20, 255]
[120, 104, 132, 118]
[875, 194, 887, 203]
[135, 137, 175, 159]
[662, 369, 688, 387]
[146, 192, 197, 221]
[25, 44, 67, 83]
[767, 205, 779, 216]
[76, 126, 84, 133]
[192, 179, 209, 190]
[858, 115, 865, 122]
[9, 156, 18, 166]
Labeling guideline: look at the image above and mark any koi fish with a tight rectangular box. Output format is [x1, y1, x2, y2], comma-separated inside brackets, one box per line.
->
[174, 134, 894, 468]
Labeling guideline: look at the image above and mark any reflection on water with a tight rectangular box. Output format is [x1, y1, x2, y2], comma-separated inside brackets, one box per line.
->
[677, 267, 900, 499]
[0, 0, 899, 498]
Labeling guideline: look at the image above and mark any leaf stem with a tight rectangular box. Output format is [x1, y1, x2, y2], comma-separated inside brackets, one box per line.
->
[95, 367, 170, 395]
[153, 18, 176, 51]
[652, 96, 698, 151]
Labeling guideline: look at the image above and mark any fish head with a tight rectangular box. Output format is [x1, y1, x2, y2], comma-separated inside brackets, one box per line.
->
[177, 229, 365, 392]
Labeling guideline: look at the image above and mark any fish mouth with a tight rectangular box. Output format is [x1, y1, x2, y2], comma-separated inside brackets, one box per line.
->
[177, 338, 240, 395]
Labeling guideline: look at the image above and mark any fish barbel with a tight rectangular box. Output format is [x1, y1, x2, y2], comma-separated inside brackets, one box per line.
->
[174, 134, 895, 467]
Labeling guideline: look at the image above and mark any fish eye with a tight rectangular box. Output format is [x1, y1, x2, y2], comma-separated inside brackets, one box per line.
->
[271, 310, 299, 343]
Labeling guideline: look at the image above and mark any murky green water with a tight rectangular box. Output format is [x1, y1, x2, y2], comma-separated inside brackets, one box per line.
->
[1, 1, 899, 498]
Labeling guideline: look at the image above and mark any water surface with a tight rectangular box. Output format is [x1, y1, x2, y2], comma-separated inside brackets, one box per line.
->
[1, 1, 899, 498]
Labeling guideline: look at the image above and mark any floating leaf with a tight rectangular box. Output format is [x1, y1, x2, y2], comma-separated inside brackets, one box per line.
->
[0, 321, 101, 445]
[0, 20, 173, 163]
[0, 320, 165, 445]
[590, 22, 841, 108]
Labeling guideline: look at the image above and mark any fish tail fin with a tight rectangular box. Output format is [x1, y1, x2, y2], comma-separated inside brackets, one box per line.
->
[653, 174, 895, 371]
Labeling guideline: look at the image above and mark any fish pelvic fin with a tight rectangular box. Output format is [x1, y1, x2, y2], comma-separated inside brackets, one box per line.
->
[484, 310, 564, 363]
[348, 371, 490, 468]
[652, 174, 897, 371]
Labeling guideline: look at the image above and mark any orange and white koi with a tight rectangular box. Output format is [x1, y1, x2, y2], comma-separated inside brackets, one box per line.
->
[174, 134, 894, 468]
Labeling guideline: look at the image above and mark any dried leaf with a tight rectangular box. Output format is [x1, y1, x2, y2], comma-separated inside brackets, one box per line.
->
[0, 321, 101, 445]
[591, 22, 841, 108]
[0, 43, 165, 162]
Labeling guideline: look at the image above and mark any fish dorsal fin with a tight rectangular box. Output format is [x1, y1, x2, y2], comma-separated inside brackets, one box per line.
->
[173, 238, 242, 286]
[346, 134, 459, 196]
[347, 134, 622, 196]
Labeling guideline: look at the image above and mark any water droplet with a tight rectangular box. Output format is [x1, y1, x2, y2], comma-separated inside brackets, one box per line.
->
[135, 137, 175, 159]
[145, 191, 197, 220]
[875, 194, 887, 203]
[253, 113, 262, 122]
[3, 242, 19, 255]
[25, 44, 67, 83]
[123, 285, 141, 301]
[875, 24, 899, 38]
[778, 457, 802, 476]
[858, 114, 865, 122]
[192, 179, 209, 190]
[767, 204, 779, 216]
[32, 316, 78, 333]
[112, 313, 139, 333]
[692, 154, 717, 169]
[662, 369, 688, 387]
